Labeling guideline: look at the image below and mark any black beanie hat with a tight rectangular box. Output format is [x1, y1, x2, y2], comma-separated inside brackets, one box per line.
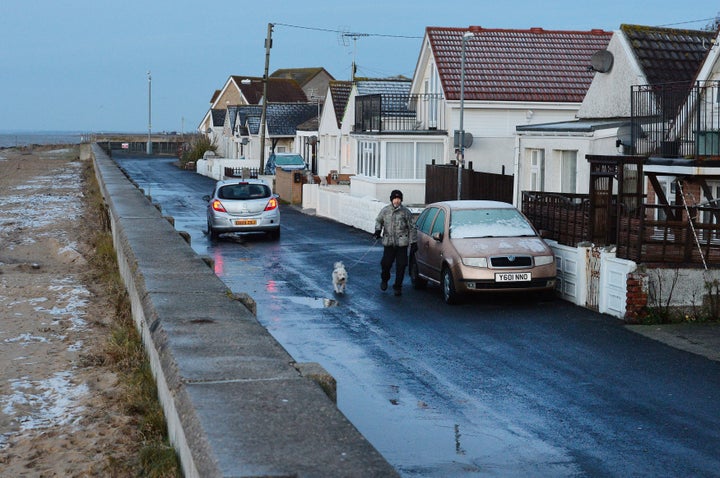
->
[390, 189, 403, 201]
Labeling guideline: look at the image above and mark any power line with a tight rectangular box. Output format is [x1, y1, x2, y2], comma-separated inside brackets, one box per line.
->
[273, 22, 422, 39]
[658, 17, 717, 27]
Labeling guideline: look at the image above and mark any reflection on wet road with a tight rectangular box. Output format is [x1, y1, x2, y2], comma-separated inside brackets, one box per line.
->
[116, 155, 720, 478]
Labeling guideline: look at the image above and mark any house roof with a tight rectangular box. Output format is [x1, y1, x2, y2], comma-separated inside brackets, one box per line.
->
[231, 76, 308, 104]
[356, 78, 414, 117]
[271, 67, 334, 86]
[328, 80, 352, 128]
[621, 24, 716, 87]
[427, 26, 612, 102]
[235, 103, 318, 136]
[517, 118, 629, 133]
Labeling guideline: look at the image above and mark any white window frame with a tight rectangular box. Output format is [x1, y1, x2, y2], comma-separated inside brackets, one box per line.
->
[529, 149, 545, 191]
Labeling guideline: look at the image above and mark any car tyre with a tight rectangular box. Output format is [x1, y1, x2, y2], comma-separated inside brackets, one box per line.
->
[409, 255, 427, 289]
[442, 266, 460, 305]
[268, 228, 281, 240]
[208, 221, 220, 241]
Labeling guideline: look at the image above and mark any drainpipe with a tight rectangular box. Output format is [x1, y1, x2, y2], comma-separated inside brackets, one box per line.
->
[513, 134, 521, 208]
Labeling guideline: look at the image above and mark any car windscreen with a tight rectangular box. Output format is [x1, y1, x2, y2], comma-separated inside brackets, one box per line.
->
[218, 183, 270, 200]
[450, 208, 536, 238]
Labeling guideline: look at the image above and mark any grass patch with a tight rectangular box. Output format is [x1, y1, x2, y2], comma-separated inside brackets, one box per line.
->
[83, 158, 182, 477]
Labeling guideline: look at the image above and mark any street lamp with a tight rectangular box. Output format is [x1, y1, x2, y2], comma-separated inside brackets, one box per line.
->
[457, 31, 473, 200]
[146, 71, 152, 155]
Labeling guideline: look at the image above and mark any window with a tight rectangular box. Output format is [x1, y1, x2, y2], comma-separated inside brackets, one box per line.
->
[560, 150, 577, 193]
[415, 207, 438, 235]
[431, 209, 446, 237]
[358, 141, 379, 177]
[529, 149, 545, 191]
[386, 142, 413, 179]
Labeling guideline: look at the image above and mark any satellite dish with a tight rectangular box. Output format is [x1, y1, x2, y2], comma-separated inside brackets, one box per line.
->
[590, 50, 614, 73]
[453, 131, 474, 148]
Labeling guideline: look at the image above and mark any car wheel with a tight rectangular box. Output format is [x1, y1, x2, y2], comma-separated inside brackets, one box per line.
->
[409, 255, 427, 289]
[208, 221, 219, 240]
[442, 266, 460, 305]
[268, 229, 280, 240]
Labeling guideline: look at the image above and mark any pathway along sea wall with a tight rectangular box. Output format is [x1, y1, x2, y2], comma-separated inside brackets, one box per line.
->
[87, 144, 398, 478]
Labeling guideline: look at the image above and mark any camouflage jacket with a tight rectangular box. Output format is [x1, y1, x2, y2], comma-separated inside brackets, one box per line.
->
[375, 204, 417, 247]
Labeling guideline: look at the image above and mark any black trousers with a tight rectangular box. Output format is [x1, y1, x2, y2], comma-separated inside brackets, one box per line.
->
[381, 245, 408, 289]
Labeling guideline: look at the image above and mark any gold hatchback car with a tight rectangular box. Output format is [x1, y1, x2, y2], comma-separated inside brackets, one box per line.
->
[409, 200, 557, 304]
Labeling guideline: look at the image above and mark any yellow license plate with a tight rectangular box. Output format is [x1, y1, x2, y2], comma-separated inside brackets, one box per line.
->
[234, 219, 257, 226]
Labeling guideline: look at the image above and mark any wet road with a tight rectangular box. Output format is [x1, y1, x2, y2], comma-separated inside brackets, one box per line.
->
[115, 155, 720, 477]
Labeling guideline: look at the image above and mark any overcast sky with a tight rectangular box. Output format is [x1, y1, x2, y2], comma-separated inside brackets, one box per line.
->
[1, 0, 717, 134]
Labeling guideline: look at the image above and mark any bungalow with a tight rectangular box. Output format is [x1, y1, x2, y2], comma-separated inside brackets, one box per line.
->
[514, 24, 718, 205]
[197, 75, 307, 157]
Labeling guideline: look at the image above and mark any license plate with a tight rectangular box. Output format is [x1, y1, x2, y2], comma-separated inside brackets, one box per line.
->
[495, 272, 531, 282]
[234, 219, 257, 226]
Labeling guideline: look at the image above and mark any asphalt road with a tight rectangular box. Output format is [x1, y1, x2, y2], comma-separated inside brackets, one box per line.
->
[115, 154, 720, 478]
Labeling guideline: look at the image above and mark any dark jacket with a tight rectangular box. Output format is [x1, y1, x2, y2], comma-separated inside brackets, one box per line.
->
[375, 204, 417, 247]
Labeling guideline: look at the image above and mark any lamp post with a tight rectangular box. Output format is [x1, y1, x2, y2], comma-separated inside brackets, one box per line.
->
[259, 23, 274, 174]
[457, 31, 473, 200]
[146, 71, 152, 155]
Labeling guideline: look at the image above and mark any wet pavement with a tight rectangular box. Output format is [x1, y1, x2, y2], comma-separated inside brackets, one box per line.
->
[115, 154, 720, 478]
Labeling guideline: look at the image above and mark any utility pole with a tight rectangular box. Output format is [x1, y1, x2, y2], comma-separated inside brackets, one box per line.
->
[146, 71, 152, 155]
[259, 23, 273, 174]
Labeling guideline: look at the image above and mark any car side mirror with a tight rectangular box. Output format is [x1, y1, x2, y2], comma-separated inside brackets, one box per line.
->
[202, 195, 211, 202]
[432, 231, 443, 242]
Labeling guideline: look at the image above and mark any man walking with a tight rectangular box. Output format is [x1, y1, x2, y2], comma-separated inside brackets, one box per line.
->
[374, 190, 417, 296]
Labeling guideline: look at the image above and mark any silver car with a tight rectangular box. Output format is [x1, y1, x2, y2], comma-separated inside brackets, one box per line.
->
[409, 200, 557, 304]
[204, 179, 280, 240]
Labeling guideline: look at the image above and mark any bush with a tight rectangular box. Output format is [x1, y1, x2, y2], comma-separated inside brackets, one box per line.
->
[180, 135, 217, 166]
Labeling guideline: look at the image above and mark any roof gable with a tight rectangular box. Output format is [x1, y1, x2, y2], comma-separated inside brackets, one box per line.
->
[231, 76, 308, 104]
[235, 103, 318, 136]
[427, 26, 612, 103]
[270, 67, 334, 86]
[329, 80, 352, 128]
[621, 24, 716, 87]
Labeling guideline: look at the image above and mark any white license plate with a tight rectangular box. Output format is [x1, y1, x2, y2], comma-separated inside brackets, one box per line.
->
[495, 272, 531, 282]
[234, 219, 257, 226]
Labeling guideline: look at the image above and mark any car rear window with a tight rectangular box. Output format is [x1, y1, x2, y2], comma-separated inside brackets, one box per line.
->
[218, 183, 270, 200]
[450, 208, 536, 238]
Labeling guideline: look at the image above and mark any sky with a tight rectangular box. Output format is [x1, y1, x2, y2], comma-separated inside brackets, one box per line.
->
[1, 0, 718, 134]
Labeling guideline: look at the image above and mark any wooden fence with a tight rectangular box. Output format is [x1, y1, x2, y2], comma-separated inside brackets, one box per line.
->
[521, 192, 592, 247]
[425, 164, 513, 204]
[522, 191, 720, 267]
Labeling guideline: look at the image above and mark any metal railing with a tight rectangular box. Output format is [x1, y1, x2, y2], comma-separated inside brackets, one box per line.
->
[631, 81, 720, 158]
[354, 93, 446, 133]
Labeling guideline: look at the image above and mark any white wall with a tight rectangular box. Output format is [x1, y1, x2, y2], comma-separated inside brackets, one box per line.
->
[447, 102, 581, 175]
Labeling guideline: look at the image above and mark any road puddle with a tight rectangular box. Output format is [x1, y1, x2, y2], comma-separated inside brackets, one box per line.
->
[283, 296, 339, 309]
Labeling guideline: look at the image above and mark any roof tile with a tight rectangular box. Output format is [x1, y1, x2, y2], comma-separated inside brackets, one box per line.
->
[428, 26, 612, 102]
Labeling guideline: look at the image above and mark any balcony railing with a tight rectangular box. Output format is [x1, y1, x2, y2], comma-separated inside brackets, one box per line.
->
[630, 81, 720, 159]
[353, 93, 446, 134]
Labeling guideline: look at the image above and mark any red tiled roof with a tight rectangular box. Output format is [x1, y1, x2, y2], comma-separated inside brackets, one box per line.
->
[428, 26, 612, 103]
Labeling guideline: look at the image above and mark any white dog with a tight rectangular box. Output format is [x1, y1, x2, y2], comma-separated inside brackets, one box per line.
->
[332, 261, 348, 294]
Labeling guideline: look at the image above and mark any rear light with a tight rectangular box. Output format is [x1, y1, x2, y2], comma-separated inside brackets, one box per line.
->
[211, 199, 227, 212]
[264, 197, 279, 211]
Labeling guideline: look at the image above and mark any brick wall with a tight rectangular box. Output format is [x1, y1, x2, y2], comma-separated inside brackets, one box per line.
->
[625, 272, 648, 323]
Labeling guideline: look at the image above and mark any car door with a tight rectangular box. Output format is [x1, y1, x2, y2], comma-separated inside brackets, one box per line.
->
[424, 207, 447, 282]
[414, 207, 438, 278]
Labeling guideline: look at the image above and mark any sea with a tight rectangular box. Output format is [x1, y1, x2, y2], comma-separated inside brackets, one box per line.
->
[0, 131, 94, 148]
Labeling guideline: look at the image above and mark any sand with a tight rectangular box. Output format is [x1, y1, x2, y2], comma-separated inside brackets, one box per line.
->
[0, 146, 139, 476]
